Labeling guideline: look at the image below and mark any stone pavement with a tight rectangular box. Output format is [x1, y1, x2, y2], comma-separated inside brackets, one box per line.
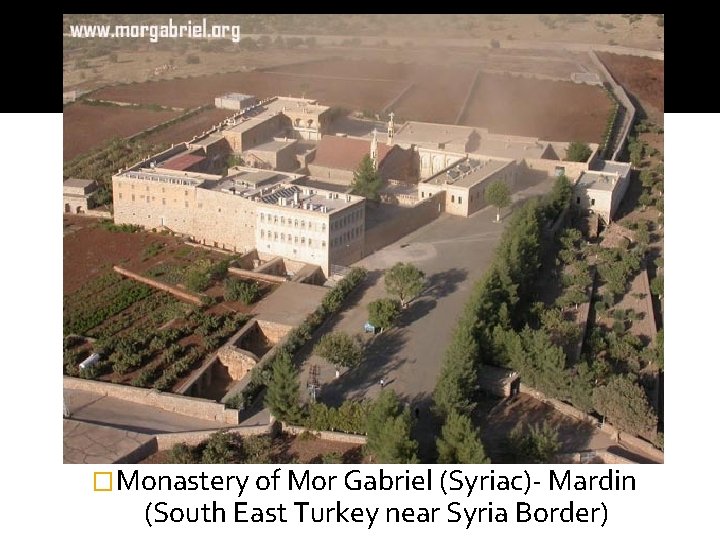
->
[63, 419, 152, 464]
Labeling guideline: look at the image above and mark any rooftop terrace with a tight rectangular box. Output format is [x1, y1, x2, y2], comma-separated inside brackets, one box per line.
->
[425, 158, 511, 188]
[577, 171, 620, 192]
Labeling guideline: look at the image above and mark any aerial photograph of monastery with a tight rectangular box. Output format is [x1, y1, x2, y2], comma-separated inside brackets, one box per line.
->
[63, 14, 664, 464]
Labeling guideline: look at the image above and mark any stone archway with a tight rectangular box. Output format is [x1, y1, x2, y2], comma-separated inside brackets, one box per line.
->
[76, 206, 83, 214]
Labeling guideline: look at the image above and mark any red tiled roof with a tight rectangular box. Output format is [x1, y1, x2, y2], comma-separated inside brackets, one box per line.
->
[311, 135, 393, 172]
[162, 153, 206, 171]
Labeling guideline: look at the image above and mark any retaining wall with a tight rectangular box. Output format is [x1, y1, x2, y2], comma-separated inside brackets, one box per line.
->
[518, 382, 664, 462]
[228, 266, 288, 283]
[282, 423, 368, 445]
[113, 266, 203, 305]
[64, 377, 239, 424]
[590, 51, 636, 161]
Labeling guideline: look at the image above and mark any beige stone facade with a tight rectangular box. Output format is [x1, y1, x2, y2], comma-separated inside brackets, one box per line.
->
[63, 178, 98, 214]
[419, 158, 517, 217]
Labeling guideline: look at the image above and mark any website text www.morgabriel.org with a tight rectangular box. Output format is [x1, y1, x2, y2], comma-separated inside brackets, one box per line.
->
[67, 18, 241, 43]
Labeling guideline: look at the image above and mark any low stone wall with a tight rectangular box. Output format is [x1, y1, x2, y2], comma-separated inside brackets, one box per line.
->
[282, 423, 368, 445]
[64, 377, 239, 424]
[86, 209, 113, 219]
[155, 424, 278, 451]
[555, 450, 635, 465]
[228, 266, 287, 283]
[518, 383, 664, 462]
[113, 266, 203, 305]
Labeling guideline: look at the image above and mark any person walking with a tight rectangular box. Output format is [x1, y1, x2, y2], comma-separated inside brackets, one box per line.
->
[380, 378, 385, 389]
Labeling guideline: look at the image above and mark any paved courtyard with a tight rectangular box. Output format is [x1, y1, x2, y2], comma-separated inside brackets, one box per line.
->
[297, 174, 556, 414]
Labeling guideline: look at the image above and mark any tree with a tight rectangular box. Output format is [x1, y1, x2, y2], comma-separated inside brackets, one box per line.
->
[507, 421, 560, 463]
[264, 349, 302, 423]
[436, 410, 489, 463]
[367, 298, 401, 330]
[365, 389, 419, 463]
[384, 262, 425, 308]
[201, 430, 238, 463]
[650, 276, 663, 299]
[184, 269, 210, 292]
[224, 278, 260, 304]
[638, 191, 653, 210]
[350, 154, 383, 201]
[593, 375, 657, 436]
[565, 141, 592, 162]
[485, 181, 511, 222]
[433, 321, 479, 417]
[313, 332, 362, 368]
[168, 442, 197, 463]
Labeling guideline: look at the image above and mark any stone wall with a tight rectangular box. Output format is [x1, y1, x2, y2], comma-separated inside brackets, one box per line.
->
[64, 377, 239, 424]
[282, 423, 368, 445]
[518, 383, 664, 463]
[555, 450, 635, 464]
[228, 266, 287, 283]
[256, 319, 293, 344]
[155, 423, 278, 451]
[217, 345, 259, 380]
[364, 192, 444, 255]
[113, 174, 257, 252]
[113, 266, 203, 305]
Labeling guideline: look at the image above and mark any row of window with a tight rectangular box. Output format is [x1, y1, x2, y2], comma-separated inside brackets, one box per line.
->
[260, 212, 327, 232]
[259, 229, 326, 248]
[126, 184, 189, 197]
[331, 208, 363, 231]
[331, 227, 362, 247]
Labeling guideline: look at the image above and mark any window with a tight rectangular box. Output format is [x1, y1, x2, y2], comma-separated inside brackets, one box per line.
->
[294, 236, 298, 244]
[322, 223, 326, 232]
[273, 215, 278, 223]
[591, 198, 596, 205]
[119, 193, 122, 199]
[301, 220, 305, 229]
[162, 198, 166, 205]
[459, 196, 463, 204]
[281, 233, 285, 241]
[576, 197, 581, 204]
[451, 195, 455, 203]
[308, 239, 312, 246]
[260, 213, 265, 222]
[301, 237, 306, 245]
[132, 194, 136, 202]
[421, 192, 425, 198]
[281, 216, 285, 225]
[322, 240, 326, 248]
[274, 231, 278, 240]
[260, 229, 264, 239]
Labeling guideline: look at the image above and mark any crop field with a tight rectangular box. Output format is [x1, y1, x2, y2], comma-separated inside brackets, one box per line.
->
[63, 216, 270, 393]
[142, 107, 234, 146]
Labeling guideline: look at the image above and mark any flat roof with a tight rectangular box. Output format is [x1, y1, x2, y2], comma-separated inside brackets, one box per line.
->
[246, 139, 296, 153]
[161, 153, 205, 171]
[593, 160, 631, 178]
[117, 169, 210, 187]
[473, 136, 548, 160]
[218, 92, 255, 101]
[425, 158, 511, 188]
[394, 121, 476, 147]
[577, 171, 619, 192]
[63, 178, 96, 189]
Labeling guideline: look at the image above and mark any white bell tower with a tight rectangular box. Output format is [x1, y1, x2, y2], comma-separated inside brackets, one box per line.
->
[370, 128, 379, 169]
[387, 111, 395, 145]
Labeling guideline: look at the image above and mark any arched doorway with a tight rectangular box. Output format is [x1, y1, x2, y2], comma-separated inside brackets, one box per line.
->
[64, 203, 70, 213]
[76, 206, 83, 214]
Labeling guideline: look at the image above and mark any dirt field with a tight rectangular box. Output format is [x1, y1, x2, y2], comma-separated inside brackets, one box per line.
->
[462, 73, 613, 142]
[597, 53, 664, 113]
[92, 70, 405, 111]
[394, 65, 476, 124]
[63, 215, 191, 295]
[63, 103, 179, 160]
[143, 108, 233, 146]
